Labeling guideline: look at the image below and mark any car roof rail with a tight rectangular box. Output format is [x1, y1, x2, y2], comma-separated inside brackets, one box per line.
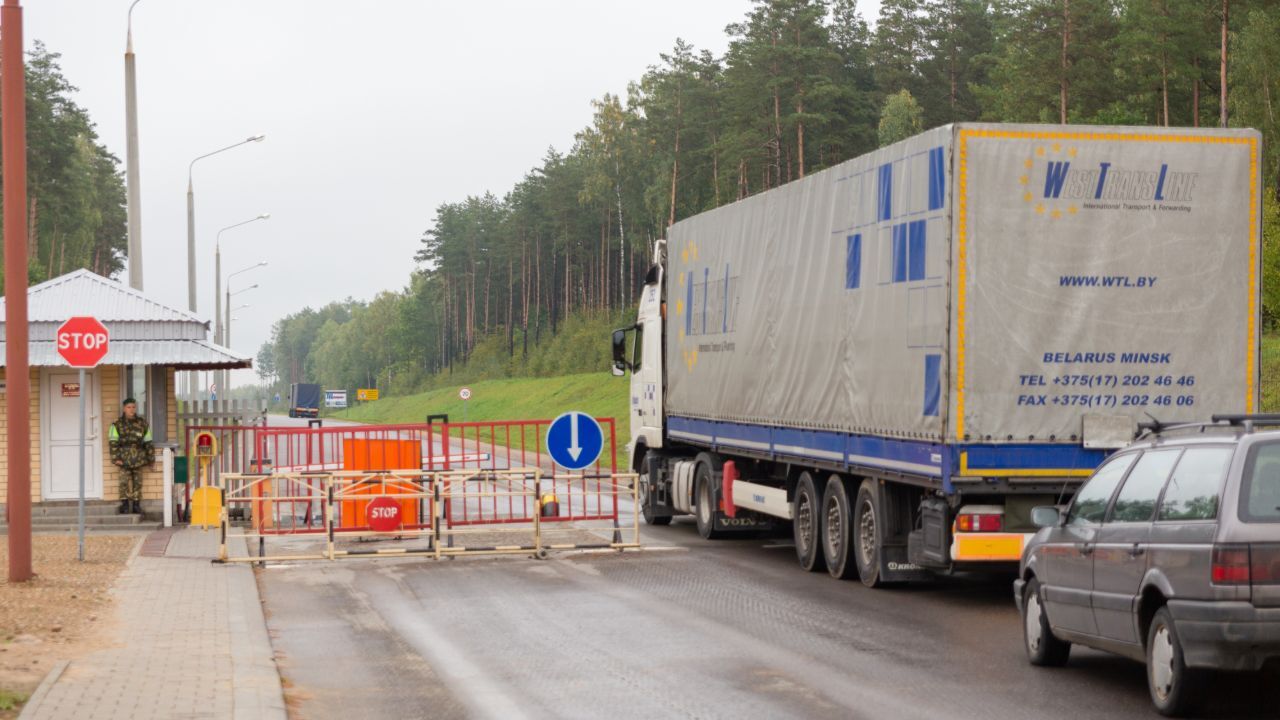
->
[1209, 414, 1280, 433]
[1135, 421, 1216, 440]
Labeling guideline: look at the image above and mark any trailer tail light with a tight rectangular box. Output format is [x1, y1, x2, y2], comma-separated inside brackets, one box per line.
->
[1212, 544, 1252, 585]
[956, 513, 1003, 532]
[1251, 544, 1280, 585]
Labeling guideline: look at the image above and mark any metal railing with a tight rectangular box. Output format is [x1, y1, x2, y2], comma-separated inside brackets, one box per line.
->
[213, 468, 640, 564]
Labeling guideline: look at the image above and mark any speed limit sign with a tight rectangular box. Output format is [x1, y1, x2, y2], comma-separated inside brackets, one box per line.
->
[459, 387, 472, 401]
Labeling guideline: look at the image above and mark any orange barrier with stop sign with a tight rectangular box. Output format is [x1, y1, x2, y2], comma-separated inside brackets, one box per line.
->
[338, 438, 422, 530]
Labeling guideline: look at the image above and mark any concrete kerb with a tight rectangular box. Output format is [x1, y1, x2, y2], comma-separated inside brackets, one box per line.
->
[16, 660, 68, 720]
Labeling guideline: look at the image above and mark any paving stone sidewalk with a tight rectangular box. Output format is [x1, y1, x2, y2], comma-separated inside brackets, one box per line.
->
[20, 529, 286, 720]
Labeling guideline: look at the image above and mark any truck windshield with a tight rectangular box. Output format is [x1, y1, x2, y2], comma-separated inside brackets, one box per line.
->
[1241, 442, 1280, 523]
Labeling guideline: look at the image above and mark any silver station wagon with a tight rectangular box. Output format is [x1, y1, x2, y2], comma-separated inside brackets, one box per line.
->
[1015, 414, 1280, 716]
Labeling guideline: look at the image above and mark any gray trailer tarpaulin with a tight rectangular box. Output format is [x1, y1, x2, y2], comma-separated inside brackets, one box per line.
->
[665, 123, 1261, 446]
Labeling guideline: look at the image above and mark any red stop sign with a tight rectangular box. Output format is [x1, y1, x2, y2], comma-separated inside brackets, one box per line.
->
[366, 496, 402, 532]
[56, 316, 110, 368]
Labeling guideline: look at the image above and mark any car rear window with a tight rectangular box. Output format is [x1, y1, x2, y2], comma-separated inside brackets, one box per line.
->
[1241, 442, 1280, 523]
[1158, 447, 1233, 521]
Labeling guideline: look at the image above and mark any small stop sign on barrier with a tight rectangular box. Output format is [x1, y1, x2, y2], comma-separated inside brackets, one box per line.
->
[366, 496, 402, 532]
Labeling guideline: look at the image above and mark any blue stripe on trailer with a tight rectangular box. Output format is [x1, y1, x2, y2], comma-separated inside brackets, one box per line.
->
[928, 146, 945, 211]
[685, 275, 693, 335]
[723, 264, 730, 332]
[878, 163, 893, 221]
[908, 220, 926, 281]
[846, 234, 862, 289]
[923, 354, 941, 416]
[667, 416, 944, 478]
[958, 443, 1107, 475]
[892, 224, 908, 283]
[666, 417, 1112, 488]
[702, 267, 709, 335]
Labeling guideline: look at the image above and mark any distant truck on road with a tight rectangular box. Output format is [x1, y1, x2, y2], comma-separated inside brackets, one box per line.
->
[288, 383, 322, 419]
[612, 122, 1263, 586]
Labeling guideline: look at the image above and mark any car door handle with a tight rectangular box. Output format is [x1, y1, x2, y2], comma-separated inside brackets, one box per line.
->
[1128, 544, 1145, 558]
[1076, 543, 1094, 556]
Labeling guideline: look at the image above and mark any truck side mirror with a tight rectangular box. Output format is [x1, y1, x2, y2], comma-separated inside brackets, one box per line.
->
[611, 329, 629, 375]
[644, 263, 661, 286]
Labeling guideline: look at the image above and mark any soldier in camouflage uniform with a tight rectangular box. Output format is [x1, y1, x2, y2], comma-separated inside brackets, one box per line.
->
[109, 397, 152, 514]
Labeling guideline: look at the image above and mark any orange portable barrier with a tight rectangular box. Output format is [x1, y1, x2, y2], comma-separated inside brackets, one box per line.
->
[338, 438, 423, 530]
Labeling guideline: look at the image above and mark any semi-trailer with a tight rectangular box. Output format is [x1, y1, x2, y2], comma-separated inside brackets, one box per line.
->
[612, 123, 1263, 585]
[288, 383, 322, 419]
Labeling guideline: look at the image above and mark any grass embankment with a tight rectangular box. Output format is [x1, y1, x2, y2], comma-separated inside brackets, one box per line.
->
[1264, 334, 1280, 412]
[335, 372, 629, 432]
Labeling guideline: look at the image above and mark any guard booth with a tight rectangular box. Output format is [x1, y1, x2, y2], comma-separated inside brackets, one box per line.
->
[0, 270, 251, 527]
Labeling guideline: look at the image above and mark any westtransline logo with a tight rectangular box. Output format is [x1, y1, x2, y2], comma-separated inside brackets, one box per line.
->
[1019, 143, 1199, 219]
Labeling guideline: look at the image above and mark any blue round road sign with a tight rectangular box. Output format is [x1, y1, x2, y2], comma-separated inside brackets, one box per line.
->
[546, 411, 604, 470]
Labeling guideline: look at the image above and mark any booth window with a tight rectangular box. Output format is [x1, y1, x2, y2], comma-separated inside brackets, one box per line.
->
[123, 365, 167, 443]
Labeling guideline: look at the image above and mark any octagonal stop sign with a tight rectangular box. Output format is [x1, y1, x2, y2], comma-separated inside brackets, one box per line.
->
[56, 316, 110, 368]
[366, 496, 403, 532]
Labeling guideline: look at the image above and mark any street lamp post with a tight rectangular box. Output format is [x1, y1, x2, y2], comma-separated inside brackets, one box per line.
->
[216, 227, 266, 394]
[187, 135, 264, 312]
[224, 278, 259, 394]
[184, 134, 263, 399]
[214, 216, 268, 359]
[227, 301, 253, 348]
[124, 0, 144, 290]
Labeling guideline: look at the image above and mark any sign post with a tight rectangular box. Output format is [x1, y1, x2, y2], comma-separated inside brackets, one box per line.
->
[56, 316, 110, 561]
[459, 387, 472, 422]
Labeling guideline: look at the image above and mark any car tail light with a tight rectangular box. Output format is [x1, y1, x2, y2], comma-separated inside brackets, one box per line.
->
[956, 513, 1003, 532]
[1212, 544, 1252, 585]
[1251, 544, 1280, 585]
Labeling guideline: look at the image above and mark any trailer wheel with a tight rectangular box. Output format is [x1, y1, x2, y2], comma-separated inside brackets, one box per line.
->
[853, 479, 884, 588]
[793, 471, 826, 572]
[822, 474, 859, 580]
[694, 461, 727, 540]
[638, 455, 671, 526]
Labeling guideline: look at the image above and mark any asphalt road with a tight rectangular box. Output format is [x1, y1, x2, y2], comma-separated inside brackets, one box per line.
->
[256, 517, 1280, 720]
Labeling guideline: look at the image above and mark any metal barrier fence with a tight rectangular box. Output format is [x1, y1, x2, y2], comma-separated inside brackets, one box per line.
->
[180, 418, 620, 523]
[214, 469, 641, 563]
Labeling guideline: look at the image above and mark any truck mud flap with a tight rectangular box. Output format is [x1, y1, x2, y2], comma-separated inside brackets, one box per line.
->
[907, 497, 951, 570]
[879, 542, 934, 583]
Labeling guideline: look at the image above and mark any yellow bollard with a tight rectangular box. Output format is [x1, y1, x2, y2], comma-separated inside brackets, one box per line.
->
[540, 493, 559, 517]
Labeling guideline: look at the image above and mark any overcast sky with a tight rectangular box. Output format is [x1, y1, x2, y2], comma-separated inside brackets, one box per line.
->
[27, 0, 882, 388]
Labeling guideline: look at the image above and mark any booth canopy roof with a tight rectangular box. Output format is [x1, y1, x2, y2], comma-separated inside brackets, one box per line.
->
[0, 270, 251, 370]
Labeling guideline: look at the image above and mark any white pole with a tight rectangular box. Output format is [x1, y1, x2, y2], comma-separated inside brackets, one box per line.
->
[162, 446, 173, 528]
[77, 367, 86, 561]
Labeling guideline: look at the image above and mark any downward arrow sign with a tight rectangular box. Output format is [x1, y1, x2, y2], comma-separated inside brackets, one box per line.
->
[567, 412, 582, 461]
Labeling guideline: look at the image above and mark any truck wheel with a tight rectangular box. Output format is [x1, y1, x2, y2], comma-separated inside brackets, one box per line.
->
[853, 479, 885, 588]
[639, 455, 671, 526]
[1022, 577, 1071, 667]
[822, 474, 858, 580]
[1147, 606, 1203, 717]
[793, 471, 826, 572]
[694, 461, 726, 540]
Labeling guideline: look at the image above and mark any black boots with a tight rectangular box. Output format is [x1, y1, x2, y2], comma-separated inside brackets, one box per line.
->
[119, 500, 129, 514]
[130, 500, 141, 515]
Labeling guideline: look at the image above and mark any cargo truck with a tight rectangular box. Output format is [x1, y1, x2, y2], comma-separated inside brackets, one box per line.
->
[611, 123, 1263, 586]
[288, 383, 322, 419]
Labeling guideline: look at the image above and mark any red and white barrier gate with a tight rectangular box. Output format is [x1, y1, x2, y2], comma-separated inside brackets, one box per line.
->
[192, 418, 639, 563]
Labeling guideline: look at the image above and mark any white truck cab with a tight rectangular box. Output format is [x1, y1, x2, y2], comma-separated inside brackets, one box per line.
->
[613, 240, 665, 464]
